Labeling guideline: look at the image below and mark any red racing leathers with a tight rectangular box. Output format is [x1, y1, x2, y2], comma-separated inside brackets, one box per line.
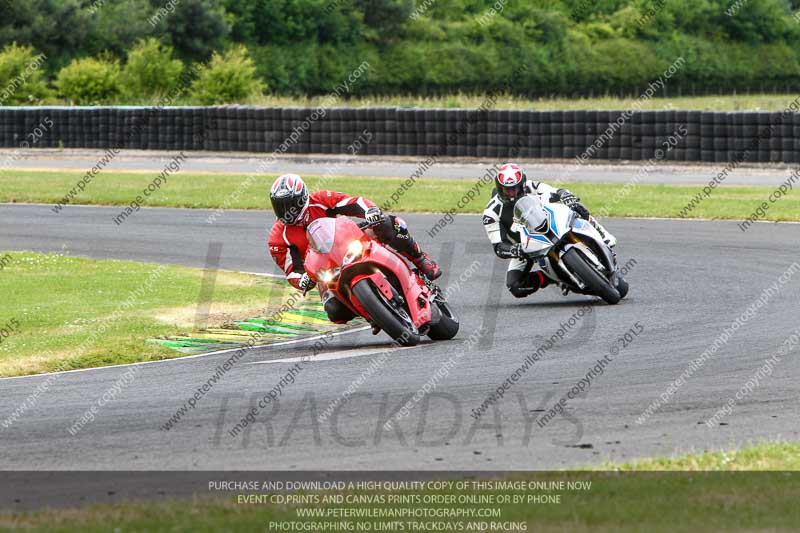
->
[268, 190, 375, 289]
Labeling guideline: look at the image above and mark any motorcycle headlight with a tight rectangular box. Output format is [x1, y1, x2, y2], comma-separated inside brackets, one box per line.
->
[342, 240, 364, 265]
[319, 267, 340, 283]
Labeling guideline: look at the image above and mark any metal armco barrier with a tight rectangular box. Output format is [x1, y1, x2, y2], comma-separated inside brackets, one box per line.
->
[1, 106, 798, 163]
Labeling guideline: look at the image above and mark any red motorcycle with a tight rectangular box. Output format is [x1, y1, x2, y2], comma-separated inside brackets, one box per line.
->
[304, 216, 459, 346]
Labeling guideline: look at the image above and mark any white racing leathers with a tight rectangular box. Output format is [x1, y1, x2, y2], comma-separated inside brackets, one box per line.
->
[483, 182, 559, 295]
[483, 181, 616, 298]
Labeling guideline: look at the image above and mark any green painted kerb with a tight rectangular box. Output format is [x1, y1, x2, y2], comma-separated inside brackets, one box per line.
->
[148, 283, 361, 354]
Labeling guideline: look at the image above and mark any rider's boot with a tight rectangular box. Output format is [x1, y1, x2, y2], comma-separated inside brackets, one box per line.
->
[401, 242, 441, 280]
[375, 216, 442, 280]
[588, 216, 617, 248]
[535, 270, 553, 290]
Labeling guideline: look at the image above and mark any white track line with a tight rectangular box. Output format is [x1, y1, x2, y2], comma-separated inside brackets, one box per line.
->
[245, 344, 417, 365]
[0, 326, 371, 382]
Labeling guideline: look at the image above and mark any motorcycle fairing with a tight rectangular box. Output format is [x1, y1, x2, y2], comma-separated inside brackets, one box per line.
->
[305, 217, 433, 328]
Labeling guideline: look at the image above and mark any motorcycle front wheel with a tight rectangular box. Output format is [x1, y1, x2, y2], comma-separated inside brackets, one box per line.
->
[427, 296, 459, 340]
[561, 248, 621, 305]
[352, 278, 421, 346]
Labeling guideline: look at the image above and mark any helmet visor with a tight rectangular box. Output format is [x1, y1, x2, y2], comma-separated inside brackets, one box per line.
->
[497, 182, 524, 204]
[273, 194, 306, 224]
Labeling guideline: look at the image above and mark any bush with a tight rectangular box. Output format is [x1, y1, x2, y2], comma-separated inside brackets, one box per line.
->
[190, 45, 265, 104]
[0, 42, 51, 105]
[121, 38, 186, 102]
[55, 55, 121, 105]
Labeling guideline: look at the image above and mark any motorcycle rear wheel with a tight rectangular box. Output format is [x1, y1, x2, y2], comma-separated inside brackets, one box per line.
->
[352, 279, 421, 346]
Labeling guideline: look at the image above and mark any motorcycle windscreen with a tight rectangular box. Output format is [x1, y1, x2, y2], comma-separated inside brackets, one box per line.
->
[307, 218, 337, 254]
[513, 195, 548, 233]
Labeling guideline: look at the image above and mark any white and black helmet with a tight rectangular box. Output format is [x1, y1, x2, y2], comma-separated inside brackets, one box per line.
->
[270, 174, 309, 224]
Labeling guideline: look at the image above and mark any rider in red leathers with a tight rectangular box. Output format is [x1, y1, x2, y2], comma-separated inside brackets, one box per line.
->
[268, 174, 441, 324]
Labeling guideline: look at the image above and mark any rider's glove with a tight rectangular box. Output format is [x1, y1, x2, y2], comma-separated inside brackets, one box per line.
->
[554, 189, 590, 219]
[365, 207, 383, 225]
[510, 243, 524, 258]
[554, 189, 579, 206]
[298, 272, 315, 292]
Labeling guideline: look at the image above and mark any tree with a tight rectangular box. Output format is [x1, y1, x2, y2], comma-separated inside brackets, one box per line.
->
[0, 0, 93, 70]
[55, 55, 121, 105]
[88, 0, 155, 58]
[190, 45, 265, 104]
[121, 38, 186, 101]
[153, 0, 231, 62]
[0, 42, 51, 105]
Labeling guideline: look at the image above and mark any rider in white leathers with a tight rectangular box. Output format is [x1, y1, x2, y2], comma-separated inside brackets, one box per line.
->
[483, 163, 616, 298]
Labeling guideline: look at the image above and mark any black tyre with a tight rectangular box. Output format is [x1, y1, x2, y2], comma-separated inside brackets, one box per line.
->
[427, 297, 460, 340]
[561, 248, 621, 305]
[352, 279, 420, 346]
[616, 275, 629, 299]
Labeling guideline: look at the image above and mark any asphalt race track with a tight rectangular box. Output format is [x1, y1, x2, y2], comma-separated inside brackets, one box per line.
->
[1, 203, 799, 471]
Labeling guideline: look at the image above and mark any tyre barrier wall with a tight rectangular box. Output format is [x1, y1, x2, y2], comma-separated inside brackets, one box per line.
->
[1, 106, 799, 163]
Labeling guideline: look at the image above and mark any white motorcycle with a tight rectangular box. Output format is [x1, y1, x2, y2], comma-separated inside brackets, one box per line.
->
[512, 195, 629, 305]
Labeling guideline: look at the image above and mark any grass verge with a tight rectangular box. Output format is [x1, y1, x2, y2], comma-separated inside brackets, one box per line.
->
[1, 442, 798, 532]
[599, 440, 800, 470]
[3, 169, 800, 222]
[0, 252, 295, 377]
[251, 92, 800, 112]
